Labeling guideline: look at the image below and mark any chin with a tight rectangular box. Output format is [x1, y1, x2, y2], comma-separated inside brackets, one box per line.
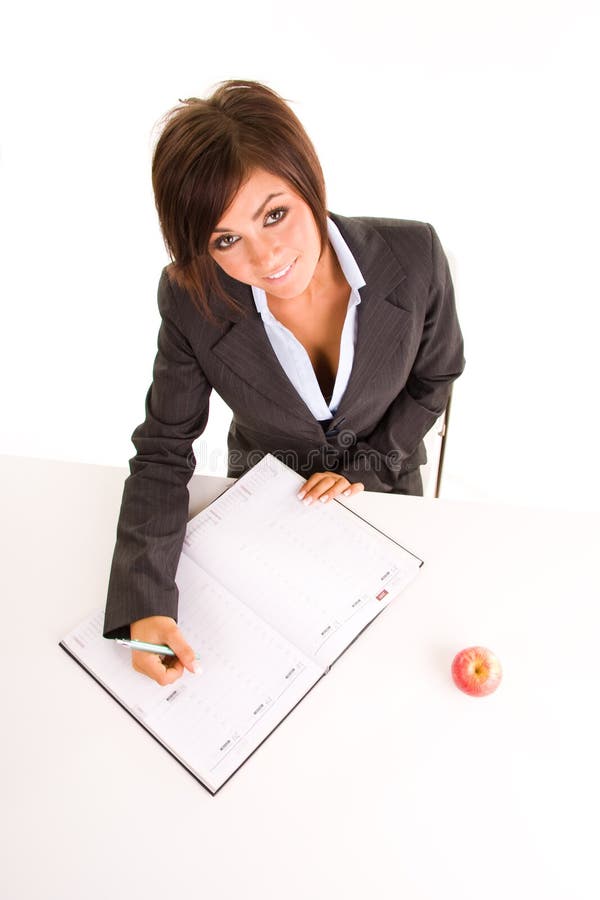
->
[266, 277, 305, 301]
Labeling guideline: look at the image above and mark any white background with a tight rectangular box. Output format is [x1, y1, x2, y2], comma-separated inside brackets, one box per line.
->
[1, 0, 599, 510]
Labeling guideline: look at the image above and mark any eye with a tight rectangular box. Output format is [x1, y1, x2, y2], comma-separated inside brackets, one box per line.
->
[213, 233, 240, 251]
[264, 206, 287, 226]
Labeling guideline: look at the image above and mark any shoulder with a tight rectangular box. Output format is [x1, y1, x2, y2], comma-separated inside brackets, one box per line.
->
[329, 212, 439, 266]
[156, 265, 219, 325]
[330, 212, 432, 237]
[155, 266, 217, 341]
[156, 263, 184, 312]
[329, 213, 447, 292]
[349, 214, 431, 235]
[155, 265, 247, 348]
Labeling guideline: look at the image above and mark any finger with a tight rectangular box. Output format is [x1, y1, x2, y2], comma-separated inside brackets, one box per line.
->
[159, 661, 186, 685]
[338, 481, 365, 500]
[164, 626, 198, 675]
[297, 472, 330, 498]
[298, 473, 339, 503]
[347, 482, 364, 495]
[298, 473, 363, 505]
[132, 650, 185, 686]
[320, 477, 356, 502]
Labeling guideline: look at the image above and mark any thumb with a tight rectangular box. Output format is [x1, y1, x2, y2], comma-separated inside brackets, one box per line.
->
[167, 626, 199, 675]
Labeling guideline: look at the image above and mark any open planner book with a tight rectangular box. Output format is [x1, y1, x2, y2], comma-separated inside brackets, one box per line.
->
[60, 454, 423, 794]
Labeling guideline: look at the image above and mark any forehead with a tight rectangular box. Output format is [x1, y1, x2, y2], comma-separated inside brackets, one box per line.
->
[216, 169, 295, 224]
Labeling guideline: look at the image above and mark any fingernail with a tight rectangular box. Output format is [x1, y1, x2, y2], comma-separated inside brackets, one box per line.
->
[193, 661, 202, 674]
[320, 495, 329, 503]
[297, 490, 305, 500]
[303, 496, 313, 506]
[343, 489, 351, 497]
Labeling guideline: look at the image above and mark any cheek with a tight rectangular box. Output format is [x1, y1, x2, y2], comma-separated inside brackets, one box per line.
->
[213, 251, 251, 281]
[286, 215, 321, 255]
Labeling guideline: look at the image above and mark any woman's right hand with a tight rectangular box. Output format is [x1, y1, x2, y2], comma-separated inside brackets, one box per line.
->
[129, 615, 198, 685]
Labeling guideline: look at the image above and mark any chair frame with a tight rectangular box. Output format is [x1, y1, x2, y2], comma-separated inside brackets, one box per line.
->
[434, 385, 453, 498]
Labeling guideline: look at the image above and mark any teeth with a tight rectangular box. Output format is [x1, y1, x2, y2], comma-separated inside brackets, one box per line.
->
[266, 261, 293, 280]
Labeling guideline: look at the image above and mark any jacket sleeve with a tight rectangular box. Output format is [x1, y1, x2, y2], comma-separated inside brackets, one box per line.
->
[103, 271, 212, 639]
[335, 224, 465, 491]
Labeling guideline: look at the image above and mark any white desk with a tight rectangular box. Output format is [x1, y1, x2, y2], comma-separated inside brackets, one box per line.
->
[1, 455, 598, 900]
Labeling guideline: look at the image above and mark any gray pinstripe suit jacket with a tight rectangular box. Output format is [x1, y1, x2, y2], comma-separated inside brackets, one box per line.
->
[103, 213, 465, 639]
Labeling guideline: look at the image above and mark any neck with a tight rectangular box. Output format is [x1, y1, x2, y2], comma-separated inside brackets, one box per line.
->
[310, 240, 346, 298]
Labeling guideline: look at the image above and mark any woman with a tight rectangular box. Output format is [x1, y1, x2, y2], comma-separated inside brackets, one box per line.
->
[103, 79, 465, 685]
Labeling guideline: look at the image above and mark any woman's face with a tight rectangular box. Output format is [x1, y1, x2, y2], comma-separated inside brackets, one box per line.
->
[208, 168, 323, 301]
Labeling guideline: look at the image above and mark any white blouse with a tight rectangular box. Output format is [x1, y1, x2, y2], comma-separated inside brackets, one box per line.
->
[251, 217, 366, 422]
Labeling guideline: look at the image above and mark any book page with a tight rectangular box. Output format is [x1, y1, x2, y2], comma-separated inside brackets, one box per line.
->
[61, 554, 324, 794]
[183, 454, 422, 669]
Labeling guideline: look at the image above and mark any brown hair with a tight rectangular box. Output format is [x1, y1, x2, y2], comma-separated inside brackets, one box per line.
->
[152, 79, 329, 318]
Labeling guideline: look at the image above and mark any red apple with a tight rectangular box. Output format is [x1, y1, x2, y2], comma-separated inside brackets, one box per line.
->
[451, 646, 502, 696]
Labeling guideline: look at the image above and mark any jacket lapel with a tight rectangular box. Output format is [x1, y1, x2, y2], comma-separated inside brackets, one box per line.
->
[209, 272, 320, 427]
[329, 214, 412, 419]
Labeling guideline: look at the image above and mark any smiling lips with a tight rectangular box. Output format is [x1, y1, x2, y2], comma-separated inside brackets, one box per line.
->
[264, 258, 297, 281]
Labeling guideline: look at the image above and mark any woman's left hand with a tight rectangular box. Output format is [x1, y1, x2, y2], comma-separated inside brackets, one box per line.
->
[297, 472, 364, 506]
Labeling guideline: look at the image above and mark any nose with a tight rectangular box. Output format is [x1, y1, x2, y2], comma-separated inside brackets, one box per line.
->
[248, 234, 282, 275]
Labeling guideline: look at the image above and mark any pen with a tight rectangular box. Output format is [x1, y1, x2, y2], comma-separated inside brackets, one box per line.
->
[115, 638, 202, 660]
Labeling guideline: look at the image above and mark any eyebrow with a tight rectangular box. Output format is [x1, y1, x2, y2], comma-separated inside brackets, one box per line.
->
[212, 192, 285, 233]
